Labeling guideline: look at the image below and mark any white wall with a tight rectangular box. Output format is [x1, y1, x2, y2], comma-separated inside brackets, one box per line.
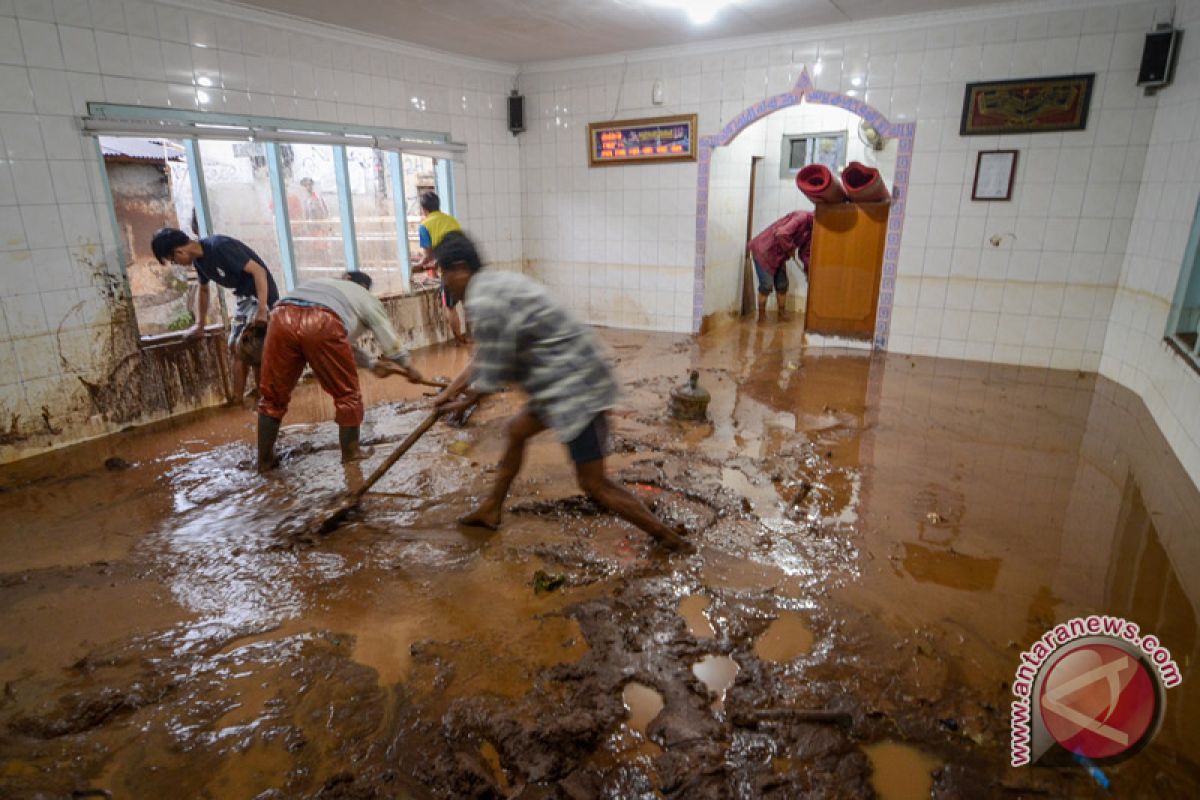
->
[702, 101, 901, 317]
[1101, 0, 1200, 480]
[520, 0, 1167, 361]
[0, 0, 519, 462]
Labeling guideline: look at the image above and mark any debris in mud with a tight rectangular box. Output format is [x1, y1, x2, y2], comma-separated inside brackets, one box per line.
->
[10, 679, 174, 738]
[104, 456, 132, 471]
[532, 569, 567, 593]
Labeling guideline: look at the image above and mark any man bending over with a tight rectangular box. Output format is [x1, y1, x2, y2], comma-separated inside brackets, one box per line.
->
[431, 231, 691, 553]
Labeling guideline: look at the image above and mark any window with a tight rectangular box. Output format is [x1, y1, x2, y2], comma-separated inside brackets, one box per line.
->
[198, 139, 289, 295]
[86, 105, 463, 341]
[347, 147, 406, 296]
[1166, 197, 1200, 373]
[779, 131, 847, 178]
[285, 143, 348, 284]
[99, 136, 201, 337]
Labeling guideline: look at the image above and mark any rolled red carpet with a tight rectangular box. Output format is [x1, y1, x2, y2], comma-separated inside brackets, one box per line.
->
[796, 164, 847, 204]
[841, 161, 890, 202]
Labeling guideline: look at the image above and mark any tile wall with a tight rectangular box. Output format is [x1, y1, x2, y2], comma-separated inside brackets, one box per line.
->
[519, 0, 1167, 363]
[0, 0, 520, 461]
[1102, 0, 1200, 480]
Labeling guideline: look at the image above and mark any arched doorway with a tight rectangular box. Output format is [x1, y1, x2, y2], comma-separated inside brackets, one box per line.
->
[691, 70, 916, 349]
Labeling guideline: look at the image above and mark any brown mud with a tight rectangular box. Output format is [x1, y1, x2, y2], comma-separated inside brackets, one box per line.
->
[1, 322, 1198, 799]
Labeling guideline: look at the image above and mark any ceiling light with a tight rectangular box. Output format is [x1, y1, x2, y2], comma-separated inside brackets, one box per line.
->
[196, 76, 213, 87]
[851, 76, 863, 87]
[645, 0, 734, 25]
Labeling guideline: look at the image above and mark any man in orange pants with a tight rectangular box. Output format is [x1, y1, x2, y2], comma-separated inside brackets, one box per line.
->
[256, 271, 423, 472]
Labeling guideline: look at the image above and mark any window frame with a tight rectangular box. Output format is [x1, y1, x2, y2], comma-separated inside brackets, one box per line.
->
[778, 130, 848, 179]
[86, 105, 462, 344]
[1164, 195, 1200, 375]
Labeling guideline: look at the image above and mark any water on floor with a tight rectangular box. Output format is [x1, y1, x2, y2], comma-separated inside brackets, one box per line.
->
[1, 322, 1197, 798]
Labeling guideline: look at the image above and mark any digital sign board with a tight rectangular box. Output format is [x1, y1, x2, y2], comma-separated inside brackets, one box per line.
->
[587, 114, 697, 167]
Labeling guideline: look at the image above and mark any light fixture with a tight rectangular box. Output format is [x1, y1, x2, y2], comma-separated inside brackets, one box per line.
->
[645, 0, 735, 25]
[196, 76, 213, 87]
[850, 76, 863, 87]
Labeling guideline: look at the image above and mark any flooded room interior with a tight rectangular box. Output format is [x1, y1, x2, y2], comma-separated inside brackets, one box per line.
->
[2, 0, 1200, 798]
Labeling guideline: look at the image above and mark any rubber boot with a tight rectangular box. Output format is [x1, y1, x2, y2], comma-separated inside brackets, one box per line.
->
[339, 426, 372, 462]
[257, 414, 281, 473]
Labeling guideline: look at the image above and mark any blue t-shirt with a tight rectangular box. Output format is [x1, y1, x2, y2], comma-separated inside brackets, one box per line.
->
[418, 225, 431, 249]
[194, 235, 280, 304]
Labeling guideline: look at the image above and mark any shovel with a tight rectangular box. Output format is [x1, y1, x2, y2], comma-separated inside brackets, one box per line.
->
[297, 408, 443, 539]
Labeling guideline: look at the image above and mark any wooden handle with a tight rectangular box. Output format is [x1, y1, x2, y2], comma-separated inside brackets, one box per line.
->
[350, 410, 441, 503]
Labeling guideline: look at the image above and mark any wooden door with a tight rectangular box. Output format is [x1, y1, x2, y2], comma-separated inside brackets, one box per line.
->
[806, 202, 890, 338]
[741, 157, 763, 316]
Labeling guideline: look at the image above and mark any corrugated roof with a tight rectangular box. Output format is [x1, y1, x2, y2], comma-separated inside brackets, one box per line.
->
[101, 137, 186, 162]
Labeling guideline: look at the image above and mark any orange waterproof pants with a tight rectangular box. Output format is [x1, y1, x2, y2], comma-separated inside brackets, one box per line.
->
[257, 304, 363, 427]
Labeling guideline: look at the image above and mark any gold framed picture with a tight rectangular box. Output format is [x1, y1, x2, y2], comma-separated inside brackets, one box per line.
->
[587, 114, 697, 167]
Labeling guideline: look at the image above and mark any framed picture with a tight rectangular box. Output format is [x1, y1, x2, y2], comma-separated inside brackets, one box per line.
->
[961, 74, 1094, 136]
[972, 150, 1018, 201]
[588, 114, 697, 167]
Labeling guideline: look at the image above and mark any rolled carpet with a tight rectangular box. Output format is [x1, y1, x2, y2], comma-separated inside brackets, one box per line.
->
[796, 164, 847, 204]
[841, 161, 890, 203]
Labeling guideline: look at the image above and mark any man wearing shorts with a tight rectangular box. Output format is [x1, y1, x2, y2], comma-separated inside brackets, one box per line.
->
[151, 227, 279, 402]
[256, 271, 424, 472]
[431, 232, 691, 553]
[412, 192, 468, 345]
[747, 210, 814, 322]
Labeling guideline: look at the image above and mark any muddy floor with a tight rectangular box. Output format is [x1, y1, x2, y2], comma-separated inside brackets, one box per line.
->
[1, 322, 1198, 799]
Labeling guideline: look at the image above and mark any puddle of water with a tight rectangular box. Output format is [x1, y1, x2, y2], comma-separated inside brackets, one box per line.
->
[692, 654, 739, 708]
[677, 594, 716, 639]
[863, 741, 939, 800]
[622, 681, 664, 734]
[753, 611, 814, 663]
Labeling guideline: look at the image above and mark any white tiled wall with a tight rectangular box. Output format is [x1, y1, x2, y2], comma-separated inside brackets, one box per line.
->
[520, 0, 1166, 358]
[704, 102, 901, 315]
[0, 0, 519, 462]
[1101, 0, 1200, 481]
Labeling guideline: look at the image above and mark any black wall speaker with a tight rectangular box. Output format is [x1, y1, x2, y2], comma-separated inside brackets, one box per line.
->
[1137, 27, 1182, 88]
[508, 92, 525, 135]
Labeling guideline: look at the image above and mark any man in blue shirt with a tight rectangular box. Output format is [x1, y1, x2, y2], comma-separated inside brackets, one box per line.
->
[152, 228, 280, 403]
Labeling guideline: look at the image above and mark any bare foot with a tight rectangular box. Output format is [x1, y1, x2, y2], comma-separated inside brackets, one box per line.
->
[459, 505, 502, 530]
[778, 310, 791, 322]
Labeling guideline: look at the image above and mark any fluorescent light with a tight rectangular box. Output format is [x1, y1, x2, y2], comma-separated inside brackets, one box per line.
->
[645, 0, 734, 25]
[196, 76, 213, 87]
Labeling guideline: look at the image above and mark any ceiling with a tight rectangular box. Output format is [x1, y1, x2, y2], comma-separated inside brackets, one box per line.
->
[231, 0, 1031, 64]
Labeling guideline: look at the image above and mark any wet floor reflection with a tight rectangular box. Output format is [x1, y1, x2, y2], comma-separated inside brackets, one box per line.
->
[0, 323, 1197, 797]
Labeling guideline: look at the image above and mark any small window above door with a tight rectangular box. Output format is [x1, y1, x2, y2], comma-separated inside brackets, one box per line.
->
[779, 131, 847, 179]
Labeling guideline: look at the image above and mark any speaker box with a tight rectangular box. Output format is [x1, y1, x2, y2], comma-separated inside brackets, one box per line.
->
[508, 92, 525, 135]
[1137, 27, 1181, 87]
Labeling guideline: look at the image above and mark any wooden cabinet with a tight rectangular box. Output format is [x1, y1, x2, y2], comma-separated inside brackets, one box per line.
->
[806, 202, 890, 339]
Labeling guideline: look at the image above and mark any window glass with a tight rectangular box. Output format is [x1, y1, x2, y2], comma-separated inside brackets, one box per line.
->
[197, 139, 289, 296]
[99, 136, 199, 337]
[1167, 202, 1200, 369]
[347, 147, 405, 295]
[285, 143, 347, 284]
[401, 153, 438, 286]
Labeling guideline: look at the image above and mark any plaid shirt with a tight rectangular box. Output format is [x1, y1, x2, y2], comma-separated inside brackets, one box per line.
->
[465, 271, 618, 443]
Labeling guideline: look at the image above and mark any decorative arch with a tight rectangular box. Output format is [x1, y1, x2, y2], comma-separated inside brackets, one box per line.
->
[691, 69, 916, 349]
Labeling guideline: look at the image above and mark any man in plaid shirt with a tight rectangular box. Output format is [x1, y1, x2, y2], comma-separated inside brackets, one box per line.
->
[432, 232, 691, 553]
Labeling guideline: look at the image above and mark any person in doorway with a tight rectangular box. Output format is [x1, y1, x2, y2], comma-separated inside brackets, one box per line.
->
[255, 271, 424, 472]
[747, 210, 814, 322]
[151, 228, 280, 403]
[431, 231, 692, 553]
[412, 191, 469, 345]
